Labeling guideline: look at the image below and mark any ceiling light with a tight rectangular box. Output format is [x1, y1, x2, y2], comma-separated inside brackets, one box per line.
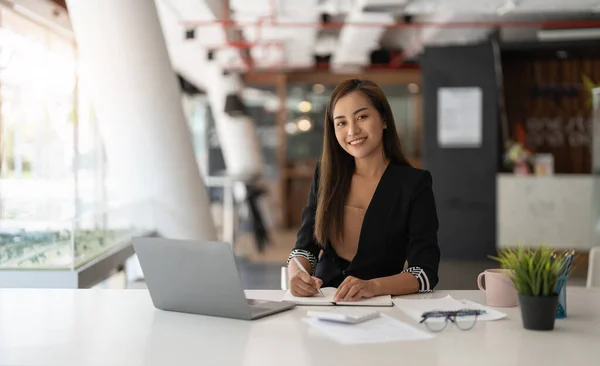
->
[298, 101, 312, 113]
[408, 83, 420, 94]
[537, 28, 600, 42]
[285, 122, 298, 135]
[312, 84, 325, 94]
[297, 118, 312, 132]
[264, 97, 280, 112]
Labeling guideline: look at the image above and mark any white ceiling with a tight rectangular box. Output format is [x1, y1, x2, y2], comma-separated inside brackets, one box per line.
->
[405, 0, 600, 14]
[156, 0, 600, 76]
[7, 0, 600, 90]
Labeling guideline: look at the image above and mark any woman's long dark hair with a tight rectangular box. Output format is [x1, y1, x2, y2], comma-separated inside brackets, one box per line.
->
[314, 79, 411, 247]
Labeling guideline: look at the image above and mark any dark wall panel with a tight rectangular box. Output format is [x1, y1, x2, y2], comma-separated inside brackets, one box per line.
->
[421, 41, 500, 260]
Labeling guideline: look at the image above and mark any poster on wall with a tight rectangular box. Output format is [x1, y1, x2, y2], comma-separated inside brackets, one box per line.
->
[437, 87, 483, 148]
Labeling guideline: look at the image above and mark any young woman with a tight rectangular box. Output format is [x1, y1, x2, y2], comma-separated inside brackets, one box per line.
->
[287, 79, 440, 302]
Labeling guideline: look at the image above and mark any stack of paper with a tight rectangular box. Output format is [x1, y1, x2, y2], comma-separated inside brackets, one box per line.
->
[392, 295, 507, 323]
[281, 287, 393, 306]
[302, 314, 433, 345]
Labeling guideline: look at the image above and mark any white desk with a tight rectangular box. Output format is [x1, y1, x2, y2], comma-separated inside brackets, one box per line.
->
[0, 288, 598, 366]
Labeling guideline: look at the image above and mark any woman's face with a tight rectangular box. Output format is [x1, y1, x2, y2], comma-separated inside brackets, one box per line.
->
[332, 90, 385, 160]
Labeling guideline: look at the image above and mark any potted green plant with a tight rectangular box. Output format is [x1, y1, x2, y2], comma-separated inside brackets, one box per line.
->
[503, 140, 534, 175]
[491, 246, 571, 331]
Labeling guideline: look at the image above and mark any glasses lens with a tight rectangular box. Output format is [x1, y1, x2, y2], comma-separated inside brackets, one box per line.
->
[423, 317, 449, 332]
[454, 313, 478, 331]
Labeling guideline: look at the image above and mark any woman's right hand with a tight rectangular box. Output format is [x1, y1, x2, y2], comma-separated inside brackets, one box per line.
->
[289, 271, 323, 297]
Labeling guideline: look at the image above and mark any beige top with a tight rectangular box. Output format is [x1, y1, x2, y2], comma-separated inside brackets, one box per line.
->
[330, 171, 383, 262]
[330, 205, 366, 261]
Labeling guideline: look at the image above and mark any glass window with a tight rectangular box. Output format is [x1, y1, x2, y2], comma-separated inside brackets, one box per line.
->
[0, 8, 115, 270]
[381, 85, 419, 159]
[282, 83, 419, 162]
[0, 9, 78, 221]
[242, 85, 280, 178]
[182, 93, 210, 177]
[76, 73, 107, 218]
[284, 83, 332, 162]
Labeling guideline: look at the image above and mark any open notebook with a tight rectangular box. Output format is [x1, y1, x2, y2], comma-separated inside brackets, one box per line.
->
[281, 287, 393, 306]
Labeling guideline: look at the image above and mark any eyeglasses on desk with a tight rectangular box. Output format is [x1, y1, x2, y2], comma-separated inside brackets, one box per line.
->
[419, 309, 485, 332]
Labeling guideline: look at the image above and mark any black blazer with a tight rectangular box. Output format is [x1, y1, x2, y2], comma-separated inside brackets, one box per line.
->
[288, 161, 441, 292]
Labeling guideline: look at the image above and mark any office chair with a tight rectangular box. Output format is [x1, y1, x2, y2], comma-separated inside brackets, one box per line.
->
[587, 247, 600, 288]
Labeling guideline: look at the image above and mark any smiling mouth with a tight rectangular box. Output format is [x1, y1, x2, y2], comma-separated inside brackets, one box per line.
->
[348, 138, 366, 146]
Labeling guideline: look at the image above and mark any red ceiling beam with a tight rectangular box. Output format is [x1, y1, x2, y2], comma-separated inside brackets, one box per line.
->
[195, 7, 600, 72]
[219, 0, 253, 69]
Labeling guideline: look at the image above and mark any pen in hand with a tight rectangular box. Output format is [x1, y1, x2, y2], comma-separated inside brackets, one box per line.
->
[292, 257, 324, 297]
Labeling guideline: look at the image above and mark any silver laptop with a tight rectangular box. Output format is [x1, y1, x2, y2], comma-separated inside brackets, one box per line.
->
[132, 237, 296, 320]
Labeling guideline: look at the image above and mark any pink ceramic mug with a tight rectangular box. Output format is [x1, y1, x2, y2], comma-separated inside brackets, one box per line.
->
[477, 269, 518, 307]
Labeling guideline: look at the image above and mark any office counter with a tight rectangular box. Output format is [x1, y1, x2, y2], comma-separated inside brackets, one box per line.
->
[497, 174, 600, 250]
[0, 288, 598, 365]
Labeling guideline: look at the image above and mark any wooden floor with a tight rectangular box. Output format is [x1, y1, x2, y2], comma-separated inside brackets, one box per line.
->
[233, 229, 298, 265]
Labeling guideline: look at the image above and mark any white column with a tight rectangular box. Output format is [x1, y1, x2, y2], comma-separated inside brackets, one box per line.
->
[203, 63, 264, 178]
[66, 0, 216, 241]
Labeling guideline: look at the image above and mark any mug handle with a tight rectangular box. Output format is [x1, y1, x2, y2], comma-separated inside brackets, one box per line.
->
[477, 272, 486, 292]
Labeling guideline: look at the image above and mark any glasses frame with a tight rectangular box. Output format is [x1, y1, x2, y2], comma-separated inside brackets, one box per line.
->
[419, 309, 484, 332]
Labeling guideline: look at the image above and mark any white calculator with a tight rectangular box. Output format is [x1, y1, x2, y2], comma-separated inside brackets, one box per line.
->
[307, 308, 381, 324]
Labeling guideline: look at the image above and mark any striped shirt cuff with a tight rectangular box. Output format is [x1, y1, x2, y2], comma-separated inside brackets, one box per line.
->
[287, 249, 317, 273]
[402, 266, 432, 293]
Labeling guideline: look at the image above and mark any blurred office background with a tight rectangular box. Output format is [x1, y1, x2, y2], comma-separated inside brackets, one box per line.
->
[0, 0, 598, 290]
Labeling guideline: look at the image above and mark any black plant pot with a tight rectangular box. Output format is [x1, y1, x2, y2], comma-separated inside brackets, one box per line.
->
[518, 294, 559, 331]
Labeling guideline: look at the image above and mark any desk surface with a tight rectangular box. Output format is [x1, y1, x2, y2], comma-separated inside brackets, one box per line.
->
[0, 288, 598, 366]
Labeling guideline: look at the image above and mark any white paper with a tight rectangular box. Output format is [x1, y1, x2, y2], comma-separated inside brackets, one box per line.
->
[393, 295, 506, 323]
[438, 87, 482, 148]
[302, 314, 433, 345]
[456, 299, 507, 322]
[393, 295, 467, 323]
[281, 287, 393, 307]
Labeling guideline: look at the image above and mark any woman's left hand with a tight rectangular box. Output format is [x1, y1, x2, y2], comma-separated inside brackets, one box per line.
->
[333, 276, 377, 302]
